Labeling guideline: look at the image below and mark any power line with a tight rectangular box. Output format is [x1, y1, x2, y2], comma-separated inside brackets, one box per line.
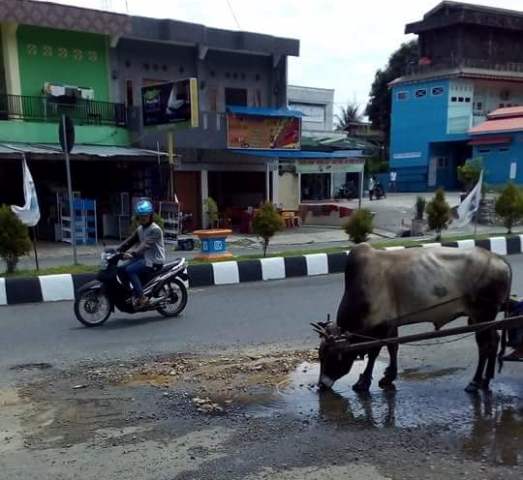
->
[225, 0, 241, 30]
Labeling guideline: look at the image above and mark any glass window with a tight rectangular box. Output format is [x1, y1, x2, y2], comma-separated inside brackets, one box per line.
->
[451, 96, 457, 102]
[415, 88, 427, 98]
[431, 86, 444, 96]
[397, 91, 408, 101]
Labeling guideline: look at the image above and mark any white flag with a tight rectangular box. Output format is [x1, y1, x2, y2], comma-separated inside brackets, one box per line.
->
[11, 157, 40, 227]
[455, 170, 483, 227]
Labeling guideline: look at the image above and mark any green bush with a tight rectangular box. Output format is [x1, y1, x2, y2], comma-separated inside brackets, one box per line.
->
[426, 188, 451, 241]
[252, 202, 284, 257]
[0, 205, 32, 273]
[495, 183, 523, 234]
[343, 208, 374, 244]
[204, 197, 219, 228]
[415, 196, 426, 220]
[457, 158, 483, 192]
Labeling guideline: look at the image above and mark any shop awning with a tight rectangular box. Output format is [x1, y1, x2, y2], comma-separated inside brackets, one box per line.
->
[226, 106, 305, 117]
[232, 149, 363, 159]
[468, 136, 513, 146]
[0, 143, 165, 159]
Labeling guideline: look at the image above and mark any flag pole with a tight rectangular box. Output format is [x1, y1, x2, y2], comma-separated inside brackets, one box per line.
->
[31, 226, 39, 271]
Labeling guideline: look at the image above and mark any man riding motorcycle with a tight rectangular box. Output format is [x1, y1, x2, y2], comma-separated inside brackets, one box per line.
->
[117, 199, 166, 307]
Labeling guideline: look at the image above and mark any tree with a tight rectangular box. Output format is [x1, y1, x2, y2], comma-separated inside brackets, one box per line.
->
[365, 40, 419, 140]
[495, 183, 523, 234]
[0, 205, 32, 273]
[425, 189, 451, 241]
[204, 197, 219, 228]
[335, 101, 362, 131]
[252, 202, 284, 257]
[343, 209, 374, 244]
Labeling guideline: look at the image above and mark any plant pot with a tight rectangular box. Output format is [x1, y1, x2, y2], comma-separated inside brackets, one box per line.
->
[192, 229, 234, 260]
[411, 218, 425, 236]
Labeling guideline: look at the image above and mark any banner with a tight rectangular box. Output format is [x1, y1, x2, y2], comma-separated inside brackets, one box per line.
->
[142, 78, 199, 128]
[455, 170, 483, 227]
[227, 114, 300, 150]
[11, 157, 40, 227]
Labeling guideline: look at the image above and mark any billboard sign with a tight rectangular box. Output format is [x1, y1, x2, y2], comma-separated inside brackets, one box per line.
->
[141, 78, 199, 128]
[227, 113, 300, 150]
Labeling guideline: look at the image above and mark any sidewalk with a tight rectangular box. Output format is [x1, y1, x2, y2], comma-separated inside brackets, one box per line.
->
[4, 192, 517, 272]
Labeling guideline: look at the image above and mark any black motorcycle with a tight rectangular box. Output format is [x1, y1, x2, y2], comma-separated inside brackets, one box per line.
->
[74, 249, 189, 327]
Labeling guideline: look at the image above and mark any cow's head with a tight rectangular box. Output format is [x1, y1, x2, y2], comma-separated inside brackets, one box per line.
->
[312, 321, 357, 390]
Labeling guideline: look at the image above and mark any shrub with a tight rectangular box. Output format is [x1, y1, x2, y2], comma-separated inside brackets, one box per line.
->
[415, 196, 426, 220]
[343, 208, 374, 244]
[457, 158, 483, 193]
[0, 205, 32, 273]
[204, 197, 219, 228]
[252, 202, 284, 257]
[425, 188, 451, 241]
[495, 183, 523, 234]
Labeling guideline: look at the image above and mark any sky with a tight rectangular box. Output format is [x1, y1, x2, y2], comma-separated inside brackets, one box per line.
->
[37, 0, 523, 116]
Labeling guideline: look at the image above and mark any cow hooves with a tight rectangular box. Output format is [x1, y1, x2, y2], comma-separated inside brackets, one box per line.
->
[378, 378, 396, 390]
[465, 381, 480, 394]
[480, 379, 491, 392]
[352, 375, 371, 392]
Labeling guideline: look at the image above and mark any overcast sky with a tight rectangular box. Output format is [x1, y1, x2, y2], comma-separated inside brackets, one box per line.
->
[38, 0, 523, 116]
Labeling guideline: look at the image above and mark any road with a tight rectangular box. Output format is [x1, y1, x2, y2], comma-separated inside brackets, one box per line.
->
[2, 254, 523, 372]
[1, 254, 522, 479]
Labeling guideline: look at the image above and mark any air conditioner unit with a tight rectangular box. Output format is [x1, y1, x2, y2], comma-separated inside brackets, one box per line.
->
[78, 87, 95, 100]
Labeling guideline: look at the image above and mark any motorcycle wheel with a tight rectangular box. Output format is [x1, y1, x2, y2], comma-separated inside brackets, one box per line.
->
[74, 289, 112, 327]
[157, 278, 188, 318]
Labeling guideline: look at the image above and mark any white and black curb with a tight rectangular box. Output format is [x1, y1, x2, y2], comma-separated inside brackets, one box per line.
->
[1, 235, 522, 306]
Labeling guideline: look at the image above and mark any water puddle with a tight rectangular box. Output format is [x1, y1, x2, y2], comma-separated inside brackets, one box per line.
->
[240, 361, 523, 465]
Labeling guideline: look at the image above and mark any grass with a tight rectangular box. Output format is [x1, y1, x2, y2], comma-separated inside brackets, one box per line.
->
[2, 230, 518, 278]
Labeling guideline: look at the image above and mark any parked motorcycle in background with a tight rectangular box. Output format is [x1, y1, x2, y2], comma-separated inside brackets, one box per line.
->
[74, 249, 189, 327]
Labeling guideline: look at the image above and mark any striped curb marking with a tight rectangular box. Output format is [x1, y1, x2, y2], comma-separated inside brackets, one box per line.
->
[1, 235, 522, 306]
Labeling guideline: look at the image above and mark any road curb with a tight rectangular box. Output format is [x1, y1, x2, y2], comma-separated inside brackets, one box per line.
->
[1, 235, 521, 306]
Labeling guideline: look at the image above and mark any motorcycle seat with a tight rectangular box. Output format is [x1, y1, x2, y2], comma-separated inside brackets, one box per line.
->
[157, 258, 185, 273]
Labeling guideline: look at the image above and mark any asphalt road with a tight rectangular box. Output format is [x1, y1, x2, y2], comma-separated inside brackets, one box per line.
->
[2, 254, 523, 376]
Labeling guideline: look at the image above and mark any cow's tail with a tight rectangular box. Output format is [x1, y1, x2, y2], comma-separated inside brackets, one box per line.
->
[498, 257, 513, 374]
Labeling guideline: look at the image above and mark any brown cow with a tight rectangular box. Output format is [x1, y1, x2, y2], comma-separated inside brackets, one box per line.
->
[315, 243, 512, 393]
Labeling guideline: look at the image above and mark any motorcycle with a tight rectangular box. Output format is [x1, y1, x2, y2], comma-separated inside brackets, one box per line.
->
[74, 249, 189, 327]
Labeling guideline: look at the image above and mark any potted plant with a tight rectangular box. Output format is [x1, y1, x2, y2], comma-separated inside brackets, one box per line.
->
[426, 188, 451, 241]
[252, 202, 284, 257]
[411, 196, 426, 236]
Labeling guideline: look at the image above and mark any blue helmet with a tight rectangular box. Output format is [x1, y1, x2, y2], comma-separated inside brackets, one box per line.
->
[135, 199, 154, 216]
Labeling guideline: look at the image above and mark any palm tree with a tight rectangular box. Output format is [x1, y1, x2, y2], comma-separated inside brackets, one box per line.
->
[335, 101, 362, 131]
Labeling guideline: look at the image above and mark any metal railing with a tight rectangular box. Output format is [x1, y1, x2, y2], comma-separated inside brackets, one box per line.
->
[0, 94, 128, 127]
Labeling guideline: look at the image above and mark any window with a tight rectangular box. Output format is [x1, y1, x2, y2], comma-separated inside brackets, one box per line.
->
[431, 86, 445, 96]
[478, 147, 491, 153]
[225, 88, 247, 107]
[397, 91, 408, 101]
[437, 157, 448, 168]
[451, 96, 457, 102]
[465, 97, 471, 103]
[475, 102, 483, 111]
[415, 88, 427, 98]
[499, 146, 509, 152]
[458, 97, 464, 102]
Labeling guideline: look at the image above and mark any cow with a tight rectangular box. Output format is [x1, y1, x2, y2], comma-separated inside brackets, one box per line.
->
[314, 243, 512, 394]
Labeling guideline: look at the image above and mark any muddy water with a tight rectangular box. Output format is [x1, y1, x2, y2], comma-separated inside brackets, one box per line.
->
[242, 361, 523, 466]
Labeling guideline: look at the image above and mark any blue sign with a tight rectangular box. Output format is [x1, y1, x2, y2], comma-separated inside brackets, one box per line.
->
[201, 237, 227, 254]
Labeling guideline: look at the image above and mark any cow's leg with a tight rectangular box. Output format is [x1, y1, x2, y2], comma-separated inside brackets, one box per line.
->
[466, 329, 489, 394]
[482, 329, 500, 391]
[379, 327, 399, 389]
[353, 347, 381, 392]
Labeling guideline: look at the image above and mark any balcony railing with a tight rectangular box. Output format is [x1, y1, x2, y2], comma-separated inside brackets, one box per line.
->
[406, 59, 523, 76]
[0, 94, 128, 127]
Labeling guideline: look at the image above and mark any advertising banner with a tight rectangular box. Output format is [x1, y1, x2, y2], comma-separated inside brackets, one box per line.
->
[141, 78, 199, 128]
[227, 114, 300, 150]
